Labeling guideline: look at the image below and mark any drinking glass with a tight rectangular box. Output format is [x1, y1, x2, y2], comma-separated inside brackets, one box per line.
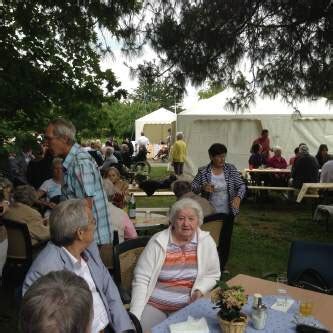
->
[276, 273, 288, 307]
[299, 299, 314, 316]
[144, 210, 151, 222]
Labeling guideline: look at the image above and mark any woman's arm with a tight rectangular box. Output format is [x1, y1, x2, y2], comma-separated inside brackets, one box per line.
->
[192, 169, 204, 194]
[130, 240, 159, 320]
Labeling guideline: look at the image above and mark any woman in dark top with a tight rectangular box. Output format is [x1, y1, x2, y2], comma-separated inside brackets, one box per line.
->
[249, 143, 264, 169]
[315, 144, 332, 168]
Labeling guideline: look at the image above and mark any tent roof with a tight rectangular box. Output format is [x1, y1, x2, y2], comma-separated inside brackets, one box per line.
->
[136, 108, 176, 123]
[180, 89, 333, 117]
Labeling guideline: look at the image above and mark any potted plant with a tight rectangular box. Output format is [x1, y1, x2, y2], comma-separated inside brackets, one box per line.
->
[211, 281, 248, 333]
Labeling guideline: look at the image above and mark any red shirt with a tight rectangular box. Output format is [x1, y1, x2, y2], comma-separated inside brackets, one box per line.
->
[267, 156, 287, 169]
[253, 137, 270, 154]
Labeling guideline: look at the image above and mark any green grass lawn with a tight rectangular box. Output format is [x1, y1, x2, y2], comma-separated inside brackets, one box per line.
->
[1, 165, 333, 332]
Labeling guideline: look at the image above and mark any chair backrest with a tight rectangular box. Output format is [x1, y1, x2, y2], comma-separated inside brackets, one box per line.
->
[201, 220, 223, 245]
[113, 237, 150, 291]
[287, 240, 333, 293]
[3, 218, 32, 261]
[202, 213, 225, 246]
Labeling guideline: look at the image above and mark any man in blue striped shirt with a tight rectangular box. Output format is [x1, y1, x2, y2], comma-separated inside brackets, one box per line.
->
[45, 119, 112, 245]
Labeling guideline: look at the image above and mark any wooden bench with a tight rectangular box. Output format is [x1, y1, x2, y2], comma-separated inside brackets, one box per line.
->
[296, 183, 333, 203]
[248, 185, 294, 192]
[136, 207, 170, 214]
[133, 191, 175, 197]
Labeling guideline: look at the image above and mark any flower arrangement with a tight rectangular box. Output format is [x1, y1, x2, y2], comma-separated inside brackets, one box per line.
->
[211, 281, 248, 322]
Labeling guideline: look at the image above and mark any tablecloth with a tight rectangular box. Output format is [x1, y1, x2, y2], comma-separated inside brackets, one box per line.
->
[151, 295, 326, 333]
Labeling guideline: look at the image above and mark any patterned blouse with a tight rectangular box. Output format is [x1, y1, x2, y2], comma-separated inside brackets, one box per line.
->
[191, 162, 246, 216]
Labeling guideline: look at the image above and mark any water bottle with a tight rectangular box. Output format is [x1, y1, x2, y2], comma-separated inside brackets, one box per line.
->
[128, 193, 136, 219]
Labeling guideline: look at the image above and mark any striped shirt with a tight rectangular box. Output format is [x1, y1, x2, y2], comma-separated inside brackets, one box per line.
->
[62, 143, 112, 244]
[148, 234, 198, 312]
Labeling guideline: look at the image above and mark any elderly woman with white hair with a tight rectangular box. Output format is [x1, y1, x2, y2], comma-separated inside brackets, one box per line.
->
[130, 198, 220, 331]
[23, 199, 135, 333]
[267, 146, 288, 186]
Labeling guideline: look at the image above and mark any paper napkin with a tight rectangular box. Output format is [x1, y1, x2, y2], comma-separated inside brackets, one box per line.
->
[169, 315, 209, 333]
[271, 299, 294, 313]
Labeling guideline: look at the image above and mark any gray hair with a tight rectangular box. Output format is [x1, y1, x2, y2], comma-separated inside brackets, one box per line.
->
[169, 198, 204, 226]
[49, 199, 89, 246]
[273, 146, 282, 153]
[176, 132, 184, 140]
[14, 185, 37, 207]
[102, 179, 116, 202]
[20, 270, 93, 333]
[52, 157, 63, 168]
[105, 147, 114, 158]
[172, 180, 192, 198]
[299, 144, 309, 155]
[48, 119, 76, 144]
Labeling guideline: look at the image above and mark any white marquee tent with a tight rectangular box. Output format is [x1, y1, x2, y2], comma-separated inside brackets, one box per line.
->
[135, 108, 176, 143]
[177, 89, 333, 175]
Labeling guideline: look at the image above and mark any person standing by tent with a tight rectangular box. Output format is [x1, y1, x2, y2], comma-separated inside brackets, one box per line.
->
[191, 143, 246, 272]
[137, 132, 150, 150]
[252, 129, 272, 163]
[171, 132, 187, 175]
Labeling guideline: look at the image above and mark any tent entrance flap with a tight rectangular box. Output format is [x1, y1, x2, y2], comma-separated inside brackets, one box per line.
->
[143, 123, 172, 144]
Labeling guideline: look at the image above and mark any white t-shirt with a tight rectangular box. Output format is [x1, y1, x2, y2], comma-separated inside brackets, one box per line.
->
[39, 178, 62, 201]
[210, 172, 230, 214]
[137, 135, 150, 148]
[62, 248, 109, 333]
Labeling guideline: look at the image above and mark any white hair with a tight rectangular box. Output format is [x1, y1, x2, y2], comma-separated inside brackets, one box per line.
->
[49, 119, 76, 144]
[169, 198, 204, 226]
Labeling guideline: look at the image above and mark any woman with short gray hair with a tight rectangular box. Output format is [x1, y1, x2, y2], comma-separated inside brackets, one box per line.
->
[131, 198, 220, 331]
[23, 199, 135, 333]
[4, 185, 49, 246]
[168, 197, 204, 226]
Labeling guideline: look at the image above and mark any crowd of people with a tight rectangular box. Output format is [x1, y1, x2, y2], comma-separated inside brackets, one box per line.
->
[0, 121, 332, 333]
[249, 129, 331, 189]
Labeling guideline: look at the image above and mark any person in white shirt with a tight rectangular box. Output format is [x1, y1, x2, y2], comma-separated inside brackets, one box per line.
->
[37, 158, 62, 214]
[137, 132, 150, 149]
[321, 160, 333, 183]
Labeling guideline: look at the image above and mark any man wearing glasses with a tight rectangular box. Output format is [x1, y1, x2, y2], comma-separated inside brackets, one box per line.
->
[45, 118, 113, 245]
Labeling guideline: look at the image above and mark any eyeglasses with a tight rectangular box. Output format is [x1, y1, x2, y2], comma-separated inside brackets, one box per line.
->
[44, 135, 59, 142]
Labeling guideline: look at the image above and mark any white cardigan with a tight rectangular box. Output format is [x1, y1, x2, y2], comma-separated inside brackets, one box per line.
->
[130, 227, 221, 320]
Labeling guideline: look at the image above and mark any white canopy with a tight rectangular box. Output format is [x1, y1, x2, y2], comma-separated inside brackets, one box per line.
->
[135, 108, 176, 143]
[178, 89, 333, 175]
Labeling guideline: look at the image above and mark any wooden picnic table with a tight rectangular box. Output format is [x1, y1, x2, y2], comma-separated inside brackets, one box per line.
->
[227, 274, 333, 331]
[131, 212, 169, 230]
[296, 182, 333, 203]
[244, 167, 291, 174]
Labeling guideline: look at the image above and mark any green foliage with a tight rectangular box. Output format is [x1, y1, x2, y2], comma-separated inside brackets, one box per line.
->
[198, 82, 225, 100]
[135, 0, 333, 106]
[101, 100, 159, 139]
[0, 0, 140, 137]
[131, 67, 185, 111]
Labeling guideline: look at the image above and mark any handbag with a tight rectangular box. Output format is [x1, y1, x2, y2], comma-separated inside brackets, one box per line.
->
[291, 268, 333, 295]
